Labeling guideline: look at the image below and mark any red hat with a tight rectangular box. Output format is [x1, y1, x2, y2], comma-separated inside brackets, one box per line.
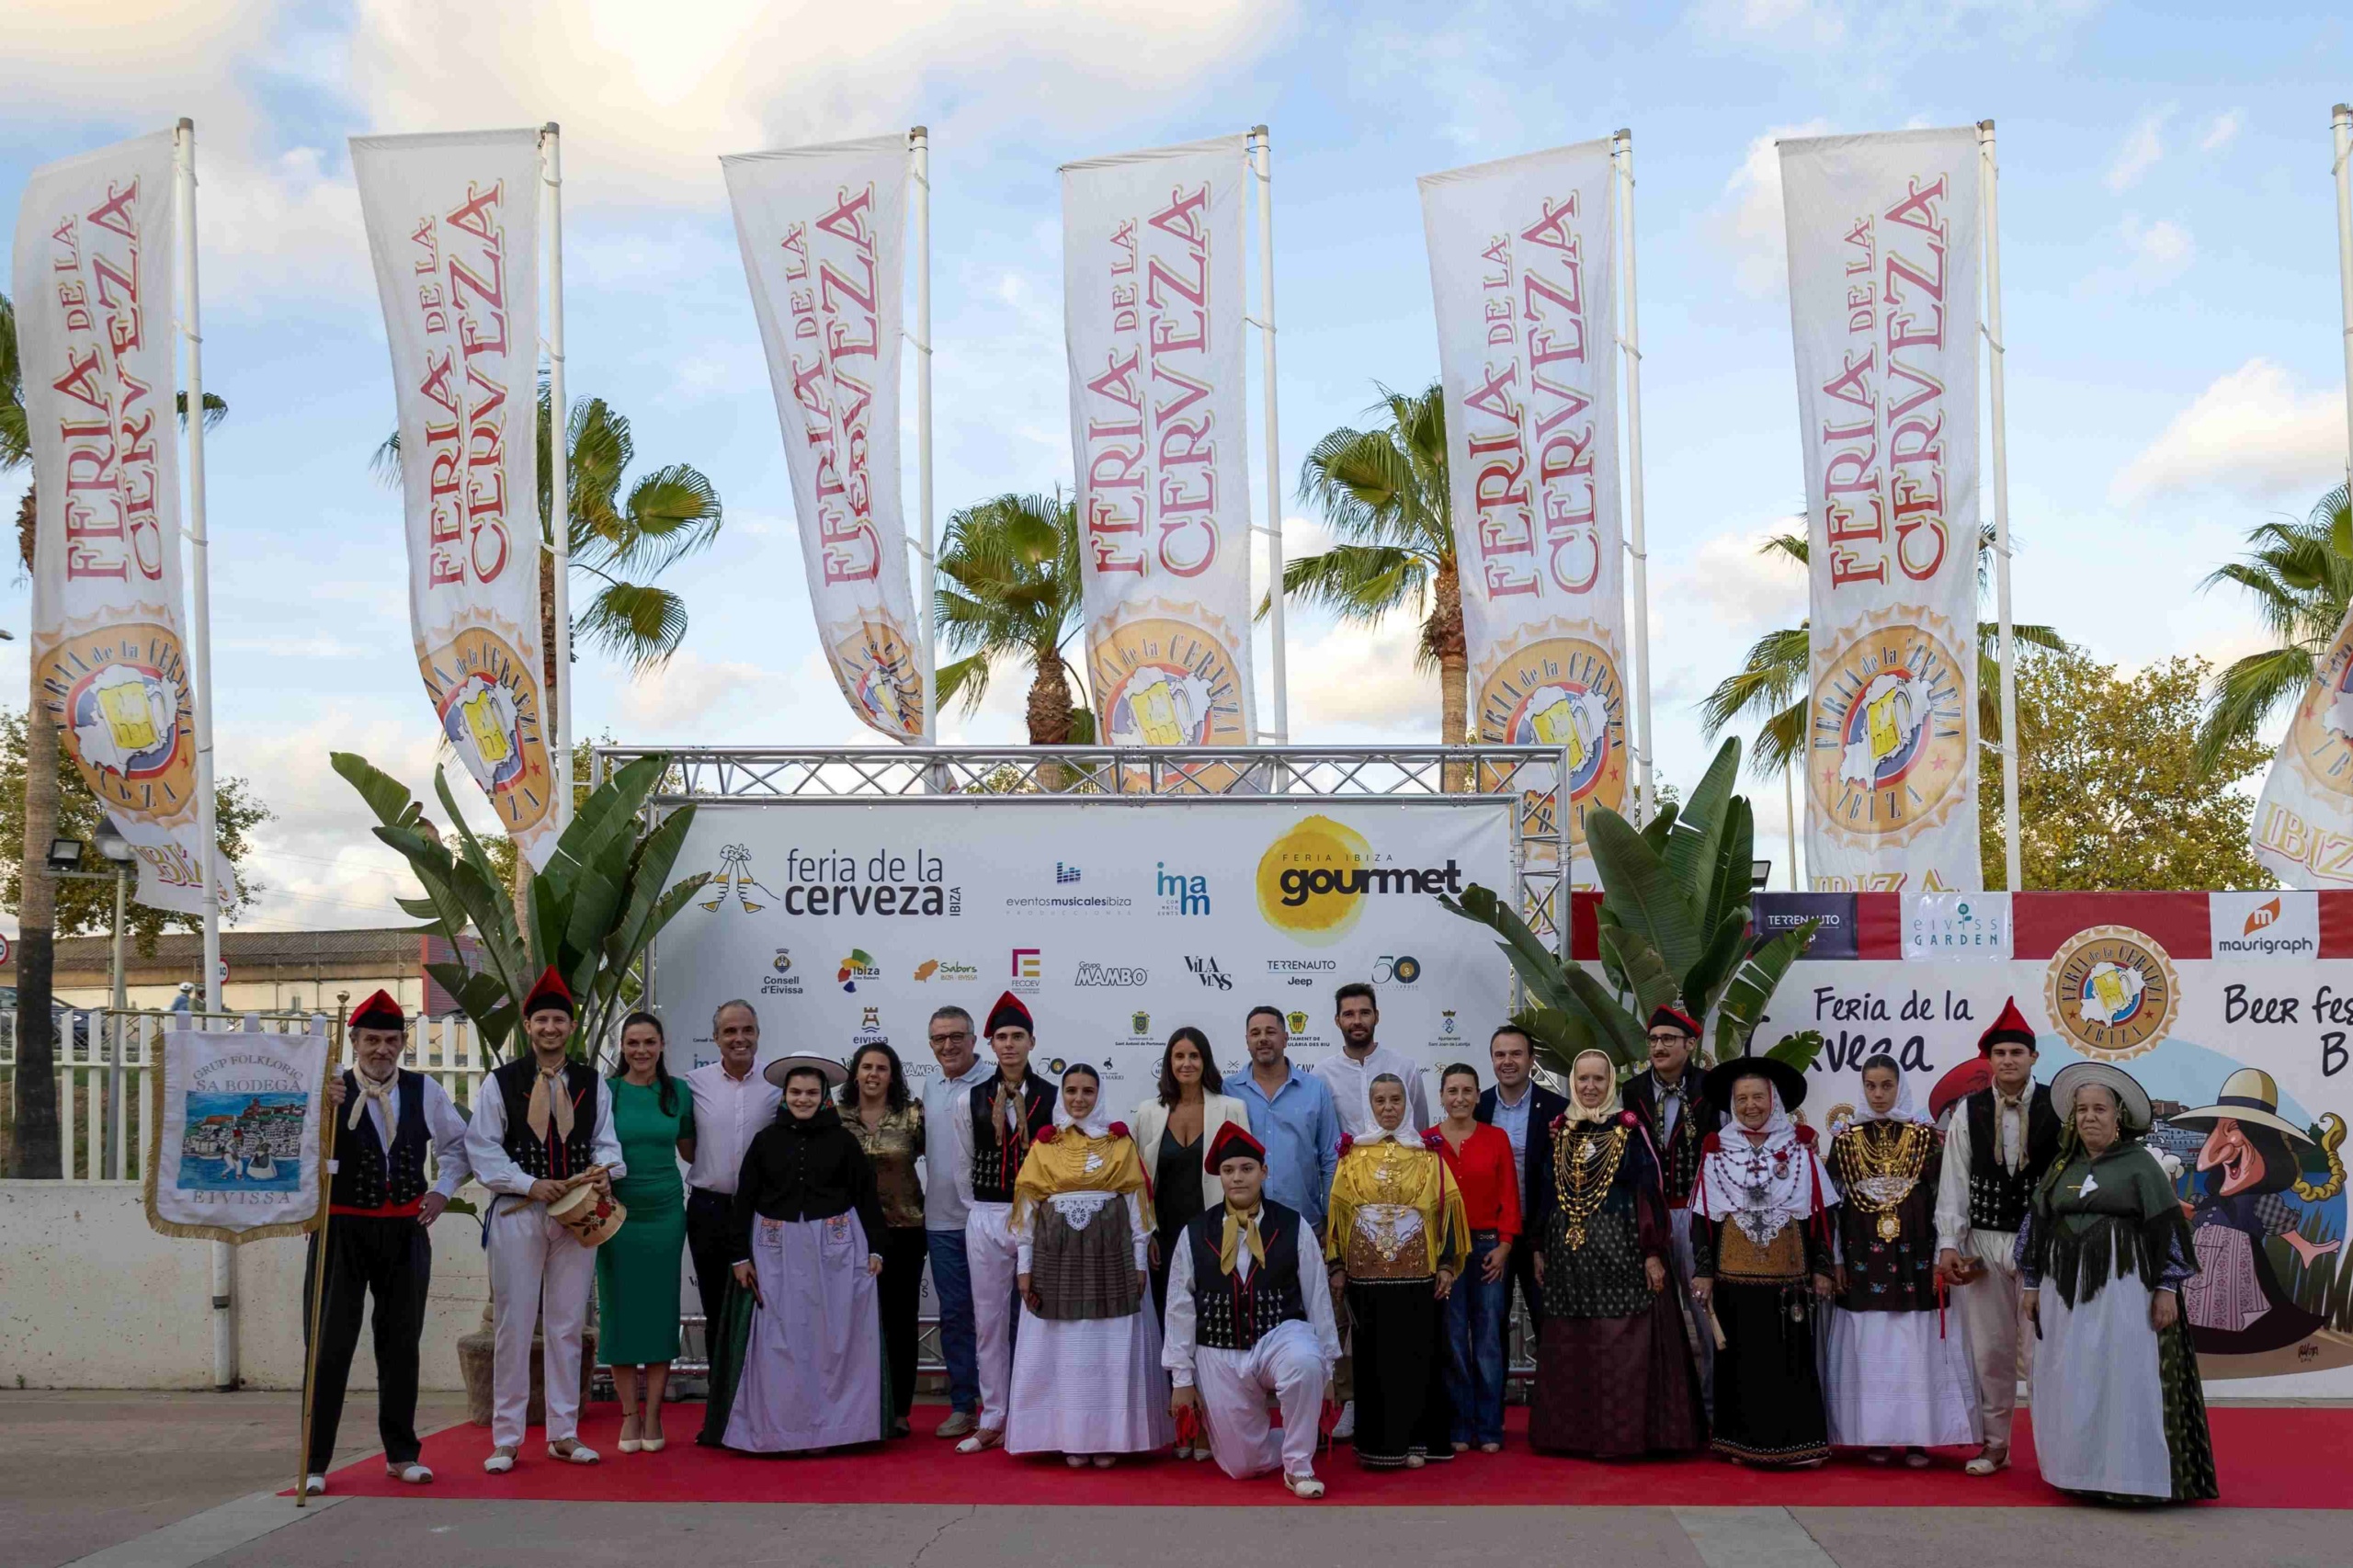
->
[1928, 1058, 1994, 1124]
[1649, 1003, 1702, 1040]
[1204, 1121, 1267, 1174]
[523, 965, 575, 1018]
[984, 990, 1033, 1038]
[347, 989, 406, 1031]
[1977, 997, 2037, 1057]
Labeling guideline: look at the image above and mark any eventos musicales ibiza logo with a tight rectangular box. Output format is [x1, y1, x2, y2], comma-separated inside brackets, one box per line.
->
[1255, 814, 1466, 946]
[700, 845, 962, 918]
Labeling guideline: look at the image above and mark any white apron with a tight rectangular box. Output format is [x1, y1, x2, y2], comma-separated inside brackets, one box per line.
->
[2030, 1270, 2171, 1498]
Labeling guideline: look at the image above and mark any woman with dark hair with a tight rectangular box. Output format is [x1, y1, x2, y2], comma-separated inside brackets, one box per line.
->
[1133, 1028, 1250, 1346]
[597, 1010, 696, 1453]
[842, 1041, 926, 1436]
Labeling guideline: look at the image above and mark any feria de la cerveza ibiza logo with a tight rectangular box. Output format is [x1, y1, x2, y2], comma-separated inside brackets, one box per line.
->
[1255, 814, 1464, 946]
[702, 845, 962, 918]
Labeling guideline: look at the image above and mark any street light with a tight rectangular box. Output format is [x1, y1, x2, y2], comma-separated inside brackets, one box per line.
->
[95, 821, 135, 1011]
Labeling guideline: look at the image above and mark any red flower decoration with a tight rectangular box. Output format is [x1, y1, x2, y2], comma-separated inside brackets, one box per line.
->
[1619, 1110, 1640, 1128]
[1336, 1133, 1356, 1158]
[1422, 1131, 1447, 1151]
[1035, 1125, 1059, 1143]
[1108, 1121, 1131, 1140]
[1795, 1123, 1818, 1145]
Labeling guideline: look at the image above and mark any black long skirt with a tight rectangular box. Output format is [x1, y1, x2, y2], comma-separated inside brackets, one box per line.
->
[1348, 1277, 1454, 1468]
[1529, 1297, 1707, 1459]
[1710, 1280, 1828, 1466]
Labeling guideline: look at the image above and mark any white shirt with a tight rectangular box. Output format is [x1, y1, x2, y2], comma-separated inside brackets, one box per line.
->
[1315, 1044, 1431, 1138]
[464, 1070, 626, 1198]
[1161, 1204, 1342, 1388]
[920, 1057, 995, 1231]
[345, 1068, 473, 1199]
[683, 1060, 782, 1194]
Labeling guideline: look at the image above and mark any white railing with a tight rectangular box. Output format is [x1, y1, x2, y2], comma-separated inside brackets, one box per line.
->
[0, 1009, 493, 1183]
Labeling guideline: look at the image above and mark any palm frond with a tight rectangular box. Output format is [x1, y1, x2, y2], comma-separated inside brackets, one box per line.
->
[577, 582, 688, 671]
[2198, 645, 2315, 775]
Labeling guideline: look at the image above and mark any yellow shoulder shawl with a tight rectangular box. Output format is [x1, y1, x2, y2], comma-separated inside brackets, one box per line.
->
[1012, 1129, 1154, 1234]
[1324, 1136, 1470, 1278]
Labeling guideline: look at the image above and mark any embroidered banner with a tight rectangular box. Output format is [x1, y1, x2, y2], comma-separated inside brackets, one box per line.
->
[351, 130, 558, 866]
[1419, 141, 1624, 881]
[14, 131, 229, 914]
[144, 1022, 331, 1243]
[1062, 136, 1256, 754]
[722, 137, 924, 742]
[1780, 129, 1983, 893]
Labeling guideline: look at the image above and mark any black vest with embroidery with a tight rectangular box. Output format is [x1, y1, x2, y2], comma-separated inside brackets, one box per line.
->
[1631, 1071, 1716, 1208]
[331, 1069, 432, 1210]
[1965, 1084, 2059, 1233]
[967, 1074, 1057, 1205]
[1186, 1199, 1308, 1352]
[493, 1058, 598, 1181]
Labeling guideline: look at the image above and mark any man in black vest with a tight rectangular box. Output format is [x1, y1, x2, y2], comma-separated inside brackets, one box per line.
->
[302, 991, 472, 1494]
[1472, 1024, 1568, 1333]
[1164, 1122, 1340, 1499]
[956, 991, 1057, 1454]
[1621, 1004, 1722, 1404]
[1932, 997, 2059, 1476]
[466, 967, 624, 1472]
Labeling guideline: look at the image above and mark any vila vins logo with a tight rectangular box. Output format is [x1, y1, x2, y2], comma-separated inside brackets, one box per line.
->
[1185, 956, 1233, 991]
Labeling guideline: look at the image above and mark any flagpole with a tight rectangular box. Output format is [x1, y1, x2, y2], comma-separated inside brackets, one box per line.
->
[541, 123, 573, 826]
[2334, 105, 2353, 499]
[1249, 126, 1289, 743]
[1613, 129, 1654, 824]
[1979, 120, 2023, 893]
[175, 117, 235, 1393]
[910, 127, 938, 744]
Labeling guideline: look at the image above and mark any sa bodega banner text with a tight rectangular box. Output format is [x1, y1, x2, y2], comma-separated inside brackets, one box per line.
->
[144, 1022, 331, 1243]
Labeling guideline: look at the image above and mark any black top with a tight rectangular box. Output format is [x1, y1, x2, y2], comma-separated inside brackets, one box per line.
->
[330, 1068, 431, 1210]
[491, 1057, 599, 1182]
[1183, 1199, 1308, 1352]
[1156, 1128, 1206, 1239]
[967, 1070, 1057, 1204]
[731, 1103, 887, 1263]
[1965, 1083, 2060, 1234]
[1623, 1067, 1722, 1208]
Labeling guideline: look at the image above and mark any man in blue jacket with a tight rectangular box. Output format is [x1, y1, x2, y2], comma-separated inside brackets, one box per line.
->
[1473, 1024, 1569, 1333]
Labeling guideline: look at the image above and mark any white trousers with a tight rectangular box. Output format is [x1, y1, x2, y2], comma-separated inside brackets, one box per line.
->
[487, 1196, 597, 1449]
[965, 1202, 1019, 1433]
[1196, 1319, 1327, 1482]
[1952, 1234, 2033, 1452]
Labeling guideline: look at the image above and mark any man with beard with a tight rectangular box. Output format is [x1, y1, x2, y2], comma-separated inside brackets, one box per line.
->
[1621, 1005, 1722, 1403]
[1313, 983, 1429, 1137]
[1473, 1024, 1568, 1331]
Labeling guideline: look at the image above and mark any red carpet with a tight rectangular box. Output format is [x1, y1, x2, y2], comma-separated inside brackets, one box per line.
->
[312, 1403, 2347, 1507]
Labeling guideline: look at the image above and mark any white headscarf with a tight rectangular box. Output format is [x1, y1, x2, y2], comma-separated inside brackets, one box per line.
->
[1054, 1067, 1114, 1140]
[1355, 1072, 1418, 1146]
[1856, 1057, 1927, 1125]
[1693, 1081, 1841, 1244]
[1560, 1050, 1624, 1127]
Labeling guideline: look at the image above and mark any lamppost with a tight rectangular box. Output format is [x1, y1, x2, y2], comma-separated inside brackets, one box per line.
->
[47, 820, 139, 1007]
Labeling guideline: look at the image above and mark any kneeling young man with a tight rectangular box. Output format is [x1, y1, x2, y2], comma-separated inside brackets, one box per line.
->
[1164, 1123, 1340, 1499]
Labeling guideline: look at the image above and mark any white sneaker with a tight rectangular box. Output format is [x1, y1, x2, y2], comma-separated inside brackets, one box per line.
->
[1330, 1401, 1356, 1442]
[1283, 1471, 1325, 1500]
[386, 1462, 433, 1484]
[546, 1441, 601, 1465]
[301, 1474, 325, 1496]
[482, 1449, 517, 1474]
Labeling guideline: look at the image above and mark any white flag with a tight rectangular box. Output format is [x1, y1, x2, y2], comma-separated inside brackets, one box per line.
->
[351, 130, 559, 867]
[15, 131, 227, 915]
[1063, 136, 1256, 752]
[722, 137, 924, 743]
[1781, 129, 1983, 893]
[144, 1022, 330, 1243]
[1419, 142, 1627, 878]
[2250, 606, 2353, 887]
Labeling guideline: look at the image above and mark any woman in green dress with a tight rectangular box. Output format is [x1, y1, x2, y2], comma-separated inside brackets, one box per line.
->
[597, 1010, 696, 1452]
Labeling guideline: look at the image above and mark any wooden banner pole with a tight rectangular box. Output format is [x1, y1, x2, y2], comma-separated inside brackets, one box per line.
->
[294, 995, 349, 1506]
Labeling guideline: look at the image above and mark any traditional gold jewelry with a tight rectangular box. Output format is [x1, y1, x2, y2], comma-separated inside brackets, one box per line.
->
[1836, 1121, 1931, 1243]
[1552, 1123, 1627, 1250]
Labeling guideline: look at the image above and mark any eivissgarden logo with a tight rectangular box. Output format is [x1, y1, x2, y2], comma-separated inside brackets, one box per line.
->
[1255, 814, 1465, 947]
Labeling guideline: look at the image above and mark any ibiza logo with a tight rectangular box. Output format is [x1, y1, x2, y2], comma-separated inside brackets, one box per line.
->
[836, 949, 880, 993]
[701, 845, 779, 914]
[1474, 632, 1628, 852]
[1807, 613, 1972, 858]
[1185, 956, 1233, 991]
[417, 626, 553, 840]
[1156, 863, 1211, 915]
[2044, 925, 2180, 1061]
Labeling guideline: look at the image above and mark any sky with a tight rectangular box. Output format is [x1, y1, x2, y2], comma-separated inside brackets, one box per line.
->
[1, 0, 2348, 933]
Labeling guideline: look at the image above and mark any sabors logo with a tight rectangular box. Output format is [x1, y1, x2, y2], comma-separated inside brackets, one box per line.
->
[1074, 962, 1149, 988]
[914, 959, 980, 983]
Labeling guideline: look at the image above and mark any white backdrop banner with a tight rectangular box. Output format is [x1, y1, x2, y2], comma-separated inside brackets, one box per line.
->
[144, 1022, 330, 1243]
[351, 130, 558, 868]
[722, 138, 924, 744]
[1419, 141, 1627, 880]
[1781, 129, 1982, 893]
[14, 131, 227, 914]
[653, 799, 1513, 1106]
[1063, 136, 1256, 754]
[2251, 605, 2353, 888]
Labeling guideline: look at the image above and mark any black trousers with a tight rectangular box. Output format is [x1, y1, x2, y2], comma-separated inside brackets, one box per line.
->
[303, 1214, 431, 1472]
[879, 1226, 929, 1420]
[686, 1188, 736, 1359]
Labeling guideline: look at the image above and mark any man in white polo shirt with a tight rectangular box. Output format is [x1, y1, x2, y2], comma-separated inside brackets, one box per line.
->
[682, 999, 780, 1358]
[919, 1004, 995, 1438]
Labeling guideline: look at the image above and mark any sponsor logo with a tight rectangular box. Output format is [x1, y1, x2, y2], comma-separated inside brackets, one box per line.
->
[2044, 925, 2181, 1060]
[1807, 612, 1973, 861]
[760, 949, 804, 998]
[1089, 611, 1252, 749]
[1043, 1056, 1129, 1082]
[2245, 899, 2279, 934]
[1285, 1010, 1310, 1035]
[772, 949, 794, 974]
[836, 949, 880, 993]
[1056, 861, 1083, 885]
[1372, 954, 1422, 985]
[46, 624, 201, 824]
[415, 625, 552, 841]
[1156, 863, 1211, 916]
[1256, 815, 1465, 945]
[699, 844, 780, 914]
[1131, 1011, 1152, 1037]
[1185, 955, 1233, 991]
[1473, 632, 1628, 853]
[2211, 892, 2319, 960]
[1011, 949, 1042, 994]
[1441, 1008, 1459, 1037]
[737, 846, 961, 918]
[1268, 956, 1336, 989]
[1075, 962, 1149, 988]
[835, 619, 925, 739]
[913, 959, 981, 983]
[852, 1005, 888, 1047]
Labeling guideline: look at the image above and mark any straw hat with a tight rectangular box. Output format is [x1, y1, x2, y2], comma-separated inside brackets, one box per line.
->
[762, 1052, 848, 1090]
[2165, 1068, 2313, 1149]
[2050, 1060, 2153, 1133]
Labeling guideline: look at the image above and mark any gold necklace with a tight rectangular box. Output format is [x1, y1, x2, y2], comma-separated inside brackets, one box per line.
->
[1838, 1121, 1931, 1243]
[1552, 1123, 1627, 1250]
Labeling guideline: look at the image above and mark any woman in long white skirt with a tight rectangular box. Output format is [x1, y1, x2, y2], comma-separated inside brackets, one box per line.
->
[1006, 1063, 1174, 1465]
[1821, 1056, 1982, 1462]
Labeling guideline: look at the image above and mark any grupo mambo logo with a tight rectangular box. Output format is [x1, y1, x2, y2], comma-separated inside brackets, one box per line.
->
[1186, 956, 1233, 990]
[1075, 962, 1149, 988]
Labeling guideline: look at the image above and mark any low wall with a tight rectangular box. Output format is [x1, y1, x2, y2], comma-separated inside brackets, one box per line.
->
[0, 1182, 489, 1392]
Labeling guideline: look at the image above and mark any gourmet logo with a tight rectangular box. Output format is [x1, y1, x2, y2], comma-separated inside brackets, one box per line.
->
[1256, 814, 1464, 946]
[775, 847, 961, 917]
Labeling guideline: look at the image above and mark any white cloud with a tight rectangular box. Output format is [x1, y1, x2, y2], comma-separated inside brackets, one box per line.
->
[2110, 358, 2349, 505]
[1285, 619, 1442, 739]
[2081, 213, 2195, 296]
[2105, 107, 2170, 191]
[1688, 0, 2099, 62]
[612, 648, 786, 731]
[1671, 521, 1809, 629]
[1715, 120, 1832, 299]
[2200, 109, 2243, 153]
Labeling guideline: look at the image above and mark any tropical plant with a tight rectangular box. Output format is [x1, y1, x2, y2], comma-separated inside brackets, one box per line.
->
[2194, 484, 2353, 776]
[332, 751, 710, 1064]
[1280, 381, 1463, 742]
[1440, 737, 1820, 1072]
[1699, 524, 2063, 775]
[934, 491, 1095, 744]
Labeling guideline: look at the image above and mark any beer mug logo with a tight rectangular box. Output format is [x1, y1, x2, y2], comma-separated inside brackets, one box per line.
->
[437, 670, 526, 794]
[1089, 613, 1250, 753]
[1844, 673, 1923, 787]
[2045, 925, 2177, 1060]
[1131, 672, 1189, 746]
[1105, 663, 1209, 747]
[70, 663, 178, 779]
[1808, 618, 1972, 851]
[460, 687, 512, 767]
[2082, 961, 2143, 1026]
[834, 620, 925, 743]
[1474, 634, 1628, 856]
[2287, 619, 2353, 801]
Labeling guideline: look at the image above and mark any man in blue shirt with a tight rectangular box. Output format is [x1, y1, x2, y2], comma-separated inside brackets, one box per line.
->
[1231, 1005, 1342, 1235]
[1474, 1023, 1568, 1331]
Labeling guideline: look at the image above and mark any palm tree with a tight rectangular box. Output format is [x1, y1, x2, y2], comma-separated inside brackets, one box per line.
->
[1283, 382, 1464, 742]
[2193, 484, 2353, 776]
[1699, 523, 2063, 774]
[933, 491, 1094, 744]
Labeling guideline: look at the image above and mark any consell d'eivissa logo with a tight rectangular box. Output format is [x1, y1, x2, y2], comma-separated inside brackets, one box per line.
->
[1255, 814, 1466, 946]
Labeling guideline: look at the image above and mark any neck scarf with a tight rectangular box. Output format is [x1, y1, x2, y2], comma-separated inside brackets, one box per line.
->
[526, 1060, 575, 1142]
[1693, 1085, 1840, 1243]
[1560, 1051, 1624, 1126]
[1220, 1202, 1267, 1274]
[348, 1066, 397, 1137]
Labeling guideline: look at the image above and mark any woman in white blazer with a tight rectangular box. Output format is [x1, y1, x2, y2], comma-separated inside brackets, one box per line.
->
[1132, 1027, 1250, 1324]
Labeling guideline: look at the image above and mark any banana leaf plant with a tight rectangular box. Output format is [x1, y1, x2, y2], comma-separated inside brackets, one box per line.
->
[332, 751, 710, 1064]
[1439, 736, 1820, 1073]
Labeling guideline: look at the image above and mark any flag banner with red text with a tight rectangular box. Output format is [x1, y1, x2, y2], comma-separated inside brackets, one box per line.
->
[1780, 129, 1983, 893]
[15, 131, 230, 915]
[2249, 601, 2353, 889]
[351, 131, 558, 868]
[1420, 141, 1625, 882]
[722, 137, 924, 743]
[1062, 136, 1256, 755]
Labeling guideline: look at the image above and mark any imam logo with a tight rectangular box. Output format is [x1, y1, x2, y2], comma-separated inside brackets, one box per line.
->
[1156, 863, 1211, 916]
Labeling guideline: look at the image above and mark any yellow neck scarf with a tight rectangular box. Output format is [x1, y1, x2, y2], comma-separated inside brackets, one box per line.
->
[1220, 1204, 1266, 1274]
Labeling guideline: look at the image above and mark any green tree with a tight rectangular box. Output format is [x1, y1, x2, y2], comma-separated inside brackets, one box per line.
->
[934, 492, 1094, 744]
[2194, 484, 2353, 775]
[1283, 382, 1464, 743]
[1986, 645, 2271, 891]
